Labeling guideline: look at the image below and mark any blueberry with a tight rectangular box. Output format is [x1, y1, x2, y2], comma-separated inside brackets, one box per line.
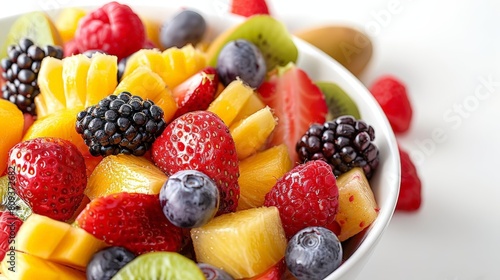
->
[159, 170, 219, 228]
[285, 226, 343, 280]
[86, 246, 136, 280]
[216, 39, 266, 88]
[197, 263, 234, 280]
[160, 9, 206, 49]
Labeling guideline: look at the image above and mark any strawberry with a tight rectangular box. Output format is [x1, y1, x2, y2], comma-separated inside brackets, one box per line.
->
[151, 111, 240, 215]
[396, 146, 422, 211]
[257, 63, 328, 165]
[74, 1, 145, 60]
[0, 211, 23, 261]
[8, 137, 87, 222]
[172, 67, 219, 119]
[76, 192, 183, 255]
[369, 75, 413, 133]
[230, 0, 270, 17]
[264, 160, 339, 239]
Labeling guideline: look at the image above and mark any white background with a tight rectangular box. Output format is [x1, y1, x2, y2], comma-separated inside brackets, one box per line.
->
[1, 0, 500, 279]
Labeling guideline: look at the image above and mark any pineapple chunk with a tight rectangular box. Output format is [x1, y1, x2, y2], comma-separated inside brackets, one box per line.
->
[237, 145, 292, 210]
[191, 206, 287, 279]
[233, 92, 266, 123]
[62, 54, 91, 108]
[161, 44, 207, 88]
[37, 57, 66, 117]
[207, 79, 253, 126]
[86, 154, 168, 200]
[230, 106, 277, 160]
[85, 53, 118, 107]
[335, 167, 379, 241]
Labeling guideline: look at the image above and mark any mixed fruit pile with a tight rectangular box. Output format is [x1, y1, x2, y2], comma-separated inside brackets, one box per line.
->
[0, 0, 421, 279]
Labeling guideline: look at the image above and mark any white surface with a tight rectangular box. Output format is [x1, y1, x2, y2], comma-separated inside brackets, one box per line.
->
[1, 0, 500, 279]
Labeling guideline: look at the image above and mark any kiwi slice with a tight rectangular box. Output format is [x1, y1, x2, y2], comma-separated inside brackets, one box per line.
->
[0, 176, 31, 220]
[315, 81, 361, 120]
[207, 15, 298, 71]
[111, 252, 205, 280]
[0, 11, 63, 60]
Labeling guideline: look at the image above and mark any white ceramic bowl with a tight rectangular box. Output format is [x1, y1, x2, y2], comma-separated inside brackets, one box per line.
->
[0, 3, 400, 279]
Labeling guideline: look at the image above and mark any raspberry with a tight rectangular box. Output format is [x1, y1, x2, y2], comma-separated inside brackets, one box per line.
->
[396, 146, 422, 211]
[369, 75, 413, 133]
[74, 1, 146, 60]
[230, 0, 270, 17]
[264, 160, 339, 239]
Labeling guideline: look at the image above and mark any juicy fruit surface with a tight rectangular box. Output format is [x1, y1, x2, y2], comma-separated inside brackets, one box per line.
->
[86, 246, 136, 280]
[112, 252, 206, 280]
[191, 206, 287, 279]
[8, 137, 87, 221]
[258, 62, 328, 165]
[286, 226, 343, 279]
[217, 39, 267, 88]
[264, 160, 339, 239]
[396, 146, 422, 211]
[159, 170, 219, 228]
[86, 154, 167, 200]
[369, 75, 413, 133]
[334, 167, 379, 241]
[0, 99, 24, 174]
[74, 1, 145, 60]
[76, 192, 183, 255]
[160, 9, 207, 49]
[316, 81, 361, 120]
[0, 211, 23, 260]
[230, 0, 271, 17]
[207, 78, 253, 127]
[151, 111, 240, 215]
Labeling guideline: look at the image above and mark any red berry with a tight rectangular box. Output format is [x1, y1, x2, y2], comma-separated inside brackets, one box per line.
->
[151, 111, 240, 215]
[63, 39, 81, 57]
[76, 192, 183, 255]
[230, 0, 270, 17]
[264, 160, 339, 239]
[74, 1, 145, 60]
[396, 146, 422, 211]
[247, 258, 286, 280]
[172, 67, 219, 118]
[8, 137, 87, 222]
[0, 211, 23, 261]
[258, 63, 328, 165]
[369, 75, 413, 133]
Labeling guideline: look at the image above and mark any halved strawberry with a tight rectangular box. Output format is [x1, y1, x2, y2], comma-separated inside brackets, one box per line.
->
[172, 67, 219, 118]
[76, 192, 183, 255]
[0, 211, 23, 261]
[257, 62, 328, 165]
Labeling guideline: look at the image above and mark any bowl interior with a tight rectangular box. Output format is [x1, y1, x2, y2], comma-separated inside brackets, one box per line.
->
[0, 4, 400, 279]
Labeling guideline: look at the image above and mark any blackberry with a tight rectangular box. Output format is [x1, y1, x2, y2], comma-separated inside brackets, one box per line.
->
[76, 91, 166, 157]
[296, 115, 380, 179]
[1, 37, 63, 115]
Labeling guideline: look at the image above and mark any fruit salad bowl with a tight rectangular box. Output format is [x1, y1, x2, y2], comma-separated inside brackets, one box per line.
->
[0, 2, 399, 280]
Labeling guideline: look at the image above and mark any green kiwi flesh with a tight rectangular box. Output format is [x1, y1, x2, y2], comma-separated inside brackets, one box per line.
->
[315, 81, 361, 120]
[207, 15, 298, 71]
[111, 252, 205, 280]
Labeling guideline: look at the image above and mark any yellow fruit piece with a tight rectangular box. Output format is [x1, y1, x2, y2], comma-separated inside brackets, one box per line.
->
[161, 44, 207, 88]
[16, 214, 71, 259]
[121, 49, 168, 83]
[0, 99, 24, 174]
[1, 251, 86, 279]
[85, 53, 118, 107]
[230, 106, 277, 160]
[233, 92, 266, 123]
[139, 15, 161, 49]
[207, 79, 253, 127]
[191, 206, 287, 279]
[237, 145, 292, 210]
[335, 167, 379, 241]
[50, 226, 108, 269]
[55, 8, 87, 43]
[63, 54, 91, 109]
[14, 214, 108, 271]
[37, 57, 66, 117]
[23, 108, 87, 157]
[86, 154, 168, 200]
[0, 11, 62, 60]
[115, 66, 177, 123]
